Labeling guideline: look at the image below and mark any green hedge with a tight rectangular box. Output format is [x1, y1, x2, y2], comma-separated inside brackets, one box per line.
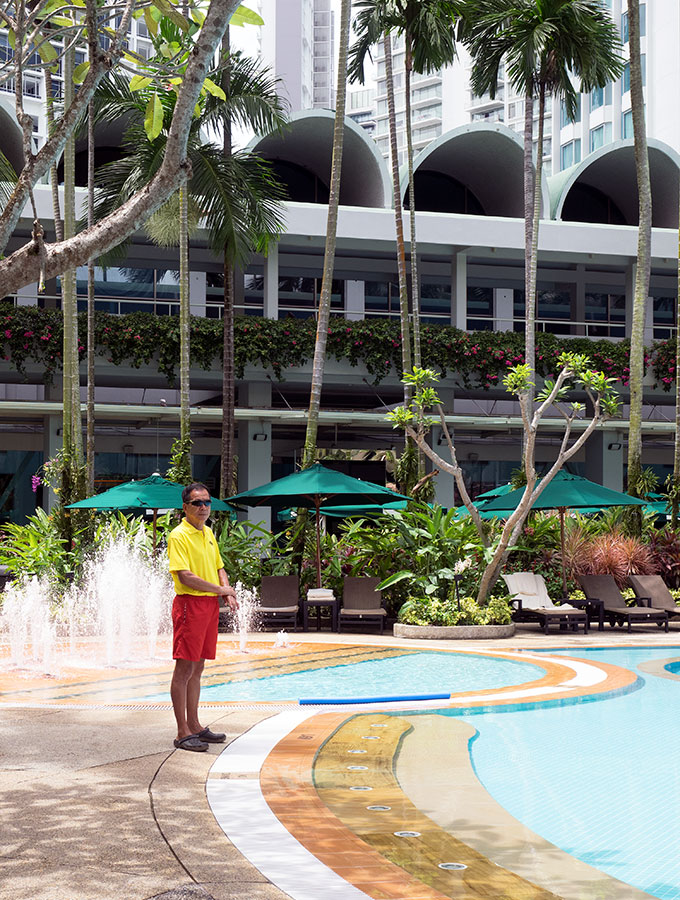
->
[0, 302, 668, 387]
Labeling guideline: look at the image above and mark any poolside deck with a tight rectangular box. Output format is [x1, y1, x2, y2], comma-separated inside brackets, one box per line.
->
[2, 625, 678, 900]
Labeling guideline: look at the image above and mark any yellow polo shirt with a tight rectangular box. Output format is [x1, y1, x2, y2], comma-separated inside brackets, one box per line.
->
[168, 518, 224, 595]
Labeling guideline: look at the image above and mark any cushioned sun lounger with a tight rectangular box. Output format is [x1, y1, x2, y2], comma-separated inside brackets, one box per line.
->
[339, 576, 386, 633]
[502, 572, 588, 634]
[628, 574, 680, 620]
[258, 575, 300, 631]
[577, 574, 669, 632]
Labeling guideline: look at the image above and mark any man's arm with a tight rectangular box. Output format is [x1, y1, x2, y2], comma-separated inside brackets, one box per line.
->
[176, 569, 237, 609]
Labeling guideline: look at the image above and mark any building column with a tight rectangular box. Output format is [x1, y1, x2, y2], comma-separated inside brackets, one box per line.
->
[263, 244, 279, 319]
[345, 279, 364, 320]
[237, 381, 272, 529]
[574, 264, 586, 335]
[189, 271, 206, 317]
[17, 283, 39, 305]
[584, 429, 624, 492]
[430, 387, 456, 508]
[494, 288, 513, 331]
[451, 251, 467, 330]
[42, 411, 62, 512]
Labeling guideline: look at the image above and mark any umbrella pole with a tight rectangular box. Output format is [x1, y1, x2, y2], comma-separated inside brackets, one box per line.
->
[559, 507, 567, 598]
[315, 499, 322, 588]
[152, 509, 158, 555]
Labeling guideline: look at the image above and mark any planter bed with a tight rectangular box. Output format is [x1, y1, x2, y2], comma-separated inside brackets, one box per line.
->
[393, 623, 515, 640]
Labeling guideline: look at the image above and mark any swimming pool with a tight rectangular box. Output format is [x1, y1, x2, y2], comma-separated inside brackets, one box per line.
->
[457, 646, 680, 899]
[141, 649, 543, 702]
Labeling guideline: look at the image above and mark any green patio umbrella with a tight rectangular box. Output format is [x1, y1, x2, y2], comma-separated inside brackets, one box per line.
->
[228, 463, 409, 587]
[480, 471, 647, 596]
[67, 474, 231, 551]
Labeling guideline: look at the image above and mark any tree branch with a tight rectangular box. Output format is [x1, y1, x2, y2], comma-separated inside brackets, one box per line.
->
[0, 0, 243, 293]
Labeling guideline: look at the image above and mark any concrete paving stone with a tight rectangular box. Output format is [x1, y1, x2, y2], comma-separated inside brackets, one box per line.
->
[0, 860, 184, 900]
[200, 881, 293, 900]
[148, 886, 217, 900]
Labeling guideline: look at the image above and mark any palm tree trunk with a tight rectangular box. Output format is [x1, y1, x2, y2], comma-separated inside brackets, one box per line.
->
[179, 180, 191, 469]
[384, 31, 412, 406]
[219, 28, 235, 498]
[523, 91, 537, 402]
[45, 84, 63, 243]
[301, 0, 351, 468]
[86, 99, 95, 493]
[627, 0, 651, 497]
[672, 178, 680, 528]
[220, 257, 235, 496]
[62, 44, 81, 466]
[404, 42, 420, 368]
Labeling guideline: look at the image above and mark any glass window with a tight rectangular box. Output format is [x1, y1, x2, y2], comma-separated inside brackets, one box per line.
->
[590, 86, 604, 111]
[621, 4, 645, 42]
[622, 109, 633, 138]
[590, 123, 612, 152]
[365, 280, 399, 318]
[466, 286, 493, 331]
[420, 281, 450, 323]
[653, 295, 676, 340]
[560, 95, 581, 127]
[585, 291, 625, 337]
[560, 139, 581, 169]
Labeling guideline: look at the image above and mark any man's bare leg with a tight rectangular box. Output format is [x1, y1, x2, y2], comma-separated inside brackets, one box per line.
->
[186, 658, 205, 734]
[171, 658, 200, 740]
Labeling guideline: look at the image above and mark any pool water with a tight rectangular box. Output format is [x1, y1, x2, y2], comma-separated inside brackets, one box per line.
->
[456, 647, 680, 900]
[141, 650, 543, 703]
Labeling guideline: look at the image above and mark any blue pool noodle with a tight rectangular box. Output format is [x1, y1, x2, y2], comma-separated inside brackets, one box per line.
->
[299, 692, 451, 705]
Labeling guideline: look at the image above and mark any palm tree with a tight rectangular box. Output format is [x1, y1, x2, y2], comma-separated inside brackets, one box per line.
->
[459, 0, 622, 425]
[93, 57, 286, 486]
[349, 0, 457, 370]
[625, 0, 651, 498]
[301, 0, 352, 468]
[202, 47, 288, 495]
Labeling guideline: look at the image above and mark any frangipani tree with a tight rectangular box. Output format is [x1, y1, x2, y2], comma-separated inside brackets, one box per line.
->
[389, 357, 620, 603]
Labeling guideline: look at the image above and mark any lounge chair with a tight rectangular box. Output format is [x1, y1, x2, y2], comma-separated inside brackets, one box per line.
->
[502, 572, 588, 634]
[339, 576, 387, 633]
[628, 575, 680, 621]
[258, 575, 300, 631]
[577, 575, 669, 632]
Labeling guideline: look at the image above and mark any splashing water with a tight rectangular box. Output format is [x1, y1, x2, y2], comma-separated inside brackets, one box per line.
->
[232, 582, 260, 652]
[274, 630, 290, 649]
[0, 535, 173, 673]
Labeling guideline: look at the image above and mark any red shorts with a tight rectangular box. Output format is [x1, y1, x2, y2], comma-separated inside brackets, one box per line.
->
[172, 594, 220, 661]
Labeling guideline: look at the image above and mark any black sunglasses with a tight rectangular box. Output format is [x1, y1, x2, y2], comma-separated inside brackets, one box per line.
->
[188, 499, 211, 507]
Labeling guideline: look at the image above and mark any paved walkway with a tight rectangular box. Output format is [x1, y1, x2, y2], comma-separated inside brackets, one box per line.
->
[2, 625, 679, 900]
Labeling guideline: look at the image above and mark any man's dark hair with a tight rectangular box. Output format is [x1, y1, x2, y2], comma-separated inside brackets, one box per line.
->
[182, 482, 210, 503]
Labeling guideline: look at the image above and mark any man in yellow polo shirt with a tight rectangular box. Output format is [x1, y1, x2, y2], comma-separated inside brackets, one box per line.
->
[168, 482, 237, 752]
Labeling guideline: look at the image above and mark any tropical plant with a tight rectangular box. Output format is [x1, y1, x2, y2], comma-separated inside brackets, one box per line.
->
[92, 50, 285, 481]
[572, 530, 657, 587]
[213, 518, 282, 587]
[648, 529, 680, 589]
[338, 502, 484, 612]
[397, 594, 513, 626]
[458, 0, 623, 408]
[625, 0, 651, 499]
[391, 358, 621, 602]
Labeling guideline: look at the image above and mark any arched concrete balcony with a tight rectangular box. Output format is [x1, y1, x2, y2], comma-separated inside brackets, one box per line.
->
[249, 109, 391, 208]
[401, 122, 550, 219]
[552, 138, 680, 227]
[0, 98, 28, 175]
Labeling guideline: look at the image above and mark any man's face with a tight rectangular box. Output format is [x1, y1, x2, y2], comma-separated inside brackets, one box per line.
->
[183, 488, 211, 530]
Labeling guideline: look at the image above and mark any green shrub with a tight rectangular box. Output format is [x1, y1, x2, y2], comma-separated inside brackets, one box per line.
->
[397, 594, 512, 627]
